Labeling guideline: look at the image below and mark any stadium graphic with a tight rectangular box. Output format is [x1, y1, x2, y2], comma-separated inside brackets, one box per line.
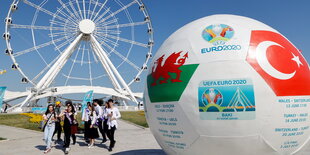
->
[198, 78, 256, 120]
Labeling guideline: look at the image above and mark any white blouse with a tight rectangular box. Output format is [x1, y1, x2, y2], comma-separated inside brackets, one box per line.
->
[81, 108, 91, 122]
[43, 113, 55, 126]
[106, 107, 121, 129]
[90, 111, 97, 125]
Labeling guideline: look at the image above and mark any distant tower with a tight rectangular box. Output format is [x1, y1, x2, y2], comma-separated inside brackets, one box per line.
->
[227, 87, 254, 112]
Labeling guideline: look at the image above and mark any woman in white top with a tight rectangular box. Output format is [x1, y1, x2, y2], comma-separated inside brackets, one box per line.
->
[88, 104, 99, 148]
[106, 99, 121, 152]
[81, 102, 91, 143]
[42, 104, 56, 154]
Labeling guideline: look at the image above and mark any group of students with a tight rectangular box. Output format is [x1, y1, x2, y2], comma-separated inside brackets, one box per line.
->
[42, 99, 121, 154]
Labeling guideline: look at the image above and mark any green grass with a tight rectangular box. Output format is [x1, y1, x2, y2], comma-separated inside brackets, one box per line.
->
[0, 137, 6, 140]
[0, 111, 149, 131]
[0, 114, 42, 131]
[120, 111, 148, 128]
[0, 113, 84, 132]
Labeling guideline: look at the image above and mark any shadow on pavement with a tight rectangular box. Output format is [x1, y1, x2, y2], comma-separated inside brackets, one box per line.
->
[112, 149, 166, 155]
[76, 141, 88, 147]
[34, 145, 46, 151]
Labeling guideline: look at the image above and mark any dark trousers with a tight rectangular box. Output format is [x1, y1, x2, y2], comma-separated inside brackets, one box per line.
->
[63, 125, 71, 148]
[98, 119, 107, 141]
[53, 121, 62, 140]
[103, 119, 108, 139]
[71, 134, 76, 144]
[107, 126, 116, 148]
[84, 121, 90, 141]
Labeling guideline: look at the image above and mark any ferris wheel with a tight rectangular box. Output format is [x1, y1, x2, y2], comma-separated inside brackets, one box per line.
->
[3, 0, 154, 110]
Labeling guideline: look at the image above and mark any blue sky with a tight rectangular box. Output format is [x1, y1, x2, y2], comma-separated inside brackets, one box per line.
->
[0, 0, 309, 101]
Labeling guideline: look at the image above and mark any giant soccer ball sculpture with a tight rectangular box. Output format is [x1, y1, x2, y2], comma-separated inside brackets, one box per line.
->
[144, 14, 310, 155]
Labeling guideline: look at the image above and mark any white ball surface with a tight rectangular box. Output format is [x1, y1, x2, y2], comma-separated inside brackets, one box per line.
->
[144, 14, 310, 155]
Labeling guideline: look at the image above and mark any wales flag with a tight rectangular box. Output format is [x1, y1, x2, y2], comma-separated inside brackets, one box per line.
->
[81, 90, 93, 117]
[147, 64, 198, 103]
[0, 87, 7, 112]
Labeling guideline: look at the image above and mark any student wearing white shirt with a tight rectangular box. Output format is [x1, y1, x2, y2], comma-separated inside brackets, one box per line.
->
[106, 99, 121, 152]
[93, 99, 107, 143]
[88, 104, 99, 148]
[82, 102, 91, 143]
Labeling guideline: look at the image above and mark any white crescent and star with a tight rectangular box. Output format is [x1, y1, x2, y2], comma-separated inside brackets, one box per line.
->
[256, 41, 303, 80]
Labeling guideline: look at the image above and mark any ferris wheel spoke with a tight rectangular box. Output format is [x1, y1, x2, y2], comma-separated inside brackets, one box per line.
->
[95, 35, 140, 71]
[91, 0, 108, 20]
[36, 47, 49, 67]
[87, 0, 93, 19]
[62, 74, 93, 81]
[49, 30, 76, 37]
[65, 44, 81, 86]
[68, 0, 82, 20]
[99, 18, 118, 27]
[49, 20, 69, 27]
[95, 35, 119, 48]
[91, 48, 99, 63]
[13, 36, 67, 57]
[57, 0, 80, 22]
[54, 36, 75, 51]
[32, 53, 62, 82]
[90, 0, 99, 20]
[23, 0, 67, 23]
[96, 0, 136, 24]
[110, 48, 140, 71]
[10, 24, 67, 31]
[96, 29, 121, 35]
[57, 8, 80, 25]
[104, 21, 147, 29]
[105, 34, 148, 48]
[82, 0, 87, 19]
[93, 7, 110, 23]
[75, 0, 84, 20]
[92, 74, 108, 80]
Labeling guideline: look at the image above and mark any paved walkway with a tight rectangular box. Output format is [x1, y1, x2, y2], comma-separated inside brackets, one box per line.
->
[0, 120, 165, 155]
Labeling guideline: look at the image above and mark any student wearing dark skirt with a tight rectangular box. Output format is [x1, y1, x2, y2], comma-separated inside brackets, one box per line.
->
[60, 103, 76, 154]
[106, 99, 121, 152]
[82, 102, 92, 143]
[87, 104, 99, 148]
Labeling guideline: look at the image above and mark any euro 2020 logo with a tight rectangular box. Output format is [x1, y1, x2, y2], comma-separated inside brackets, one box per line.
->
[202, 24, 234, 46]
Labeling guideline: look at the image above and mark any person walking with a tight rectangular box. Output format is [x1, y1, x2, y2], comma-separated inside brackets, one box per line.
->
[93, 99, 107, 143]
[60, 103, 76, 154]
[82, 102, 91, 143]
[88, 104, 99, 148]
[106, 99, 121, 152]
[42, 104, 56, 154]
[103, 101, 109, 143]
[52, 101, 62, 143]
[65, 100, 77, 145]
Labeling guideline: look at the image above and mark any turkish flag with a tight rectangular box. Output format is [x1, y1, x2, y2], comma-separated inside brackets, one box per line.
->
[246, 30, 310, 96]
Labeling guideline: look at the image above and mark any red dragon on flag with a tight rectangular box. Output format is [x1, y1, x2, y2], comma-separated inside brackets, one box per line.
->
[151, 51, 188, 86]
